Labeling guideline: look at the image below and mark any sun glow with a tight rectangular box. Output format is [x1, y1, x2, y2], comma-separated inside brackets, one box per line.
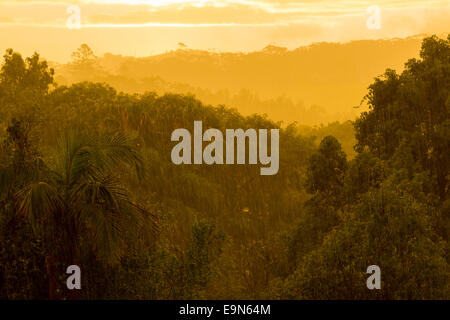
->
[0, 0, 448, 62]
[81, 0, 206, 6]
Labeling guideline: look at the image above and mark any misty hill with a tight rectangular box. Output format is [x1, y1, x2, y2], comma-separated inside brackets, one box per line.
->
[54, 35, 429, 125]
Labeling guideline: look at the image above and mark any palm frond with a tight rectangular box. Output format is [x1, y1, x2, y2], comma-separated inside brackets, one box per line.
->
[14, 181, 63, 234]
[100, 131, 145, 179]
[57, 130, 144, 187]
[82, 203, 125, 265]
[75, 172, 159, 264]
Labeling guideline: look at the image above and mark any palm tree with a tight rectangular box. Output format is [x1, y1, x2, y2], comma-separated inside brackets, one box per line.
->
[13, 130, 159, 299]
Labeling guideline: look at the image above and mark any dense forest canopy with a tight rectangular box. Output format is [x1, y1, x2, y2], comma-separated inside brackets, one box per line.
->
[0, 35, 449, 299]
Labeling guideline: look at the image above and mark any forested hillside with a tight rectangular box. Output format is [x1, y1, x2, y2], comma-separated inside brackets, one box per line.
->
[0, 35, 449, 299]
[53, 36, 431, 125]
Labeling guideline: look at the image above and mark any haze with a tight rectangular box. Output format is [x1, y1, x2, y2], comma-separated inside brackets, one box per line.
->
[0, 0, 449, 62]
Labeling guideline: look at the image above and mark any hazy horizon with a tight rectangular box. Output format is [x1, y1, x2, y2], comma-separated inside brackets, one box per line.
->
[0, 0, 448, 62]
[0, 1, 449, 302]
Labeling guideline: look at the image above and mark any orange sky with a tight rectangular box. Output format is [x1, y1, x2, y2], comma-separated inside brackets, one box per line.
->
[0, 0, 449, 62]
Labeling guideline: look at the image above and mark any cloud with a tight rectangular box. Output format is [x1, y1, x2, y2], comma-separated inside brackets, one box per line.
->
[0, 17, 15, 23]
[86, 3, 359, 25]
[88, 4, 273, 25]
[0, 0, 448, 30]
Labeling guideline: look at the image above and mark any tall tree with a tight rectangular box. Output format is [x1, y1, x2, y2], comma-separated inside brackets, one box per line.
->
[305, 135, 347, 206]
[355, 35, 450, 200]
[13, 130, 159, 298]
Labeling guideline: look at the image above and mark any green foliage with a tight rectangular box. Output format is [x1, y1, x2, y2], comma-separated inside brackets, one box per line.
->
[272, 35, 450, 300]
[344, 152, 385, 202]
[0, 215, 47, 299]
[355, 35, 450, 199]
[305, 136, 347, 208]
[0, 49, 54, 124]
[1, 35, 449, 300]
[279, 189, 449, 299]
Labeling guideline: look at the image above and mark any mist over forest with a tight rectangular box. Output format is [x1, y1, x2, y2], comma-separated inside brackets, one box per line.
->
[52, 35, 430, 126]
[0, 34, 449, 300]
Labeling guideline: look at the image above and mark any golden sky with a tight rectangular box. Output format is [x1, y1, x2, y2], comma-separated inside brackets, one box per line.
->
[0, 0, 449, 61]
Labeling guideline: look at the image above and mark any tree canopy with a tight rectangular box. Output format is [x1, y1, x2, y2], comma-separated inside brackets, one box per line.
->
[0, 35, 449, 299]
